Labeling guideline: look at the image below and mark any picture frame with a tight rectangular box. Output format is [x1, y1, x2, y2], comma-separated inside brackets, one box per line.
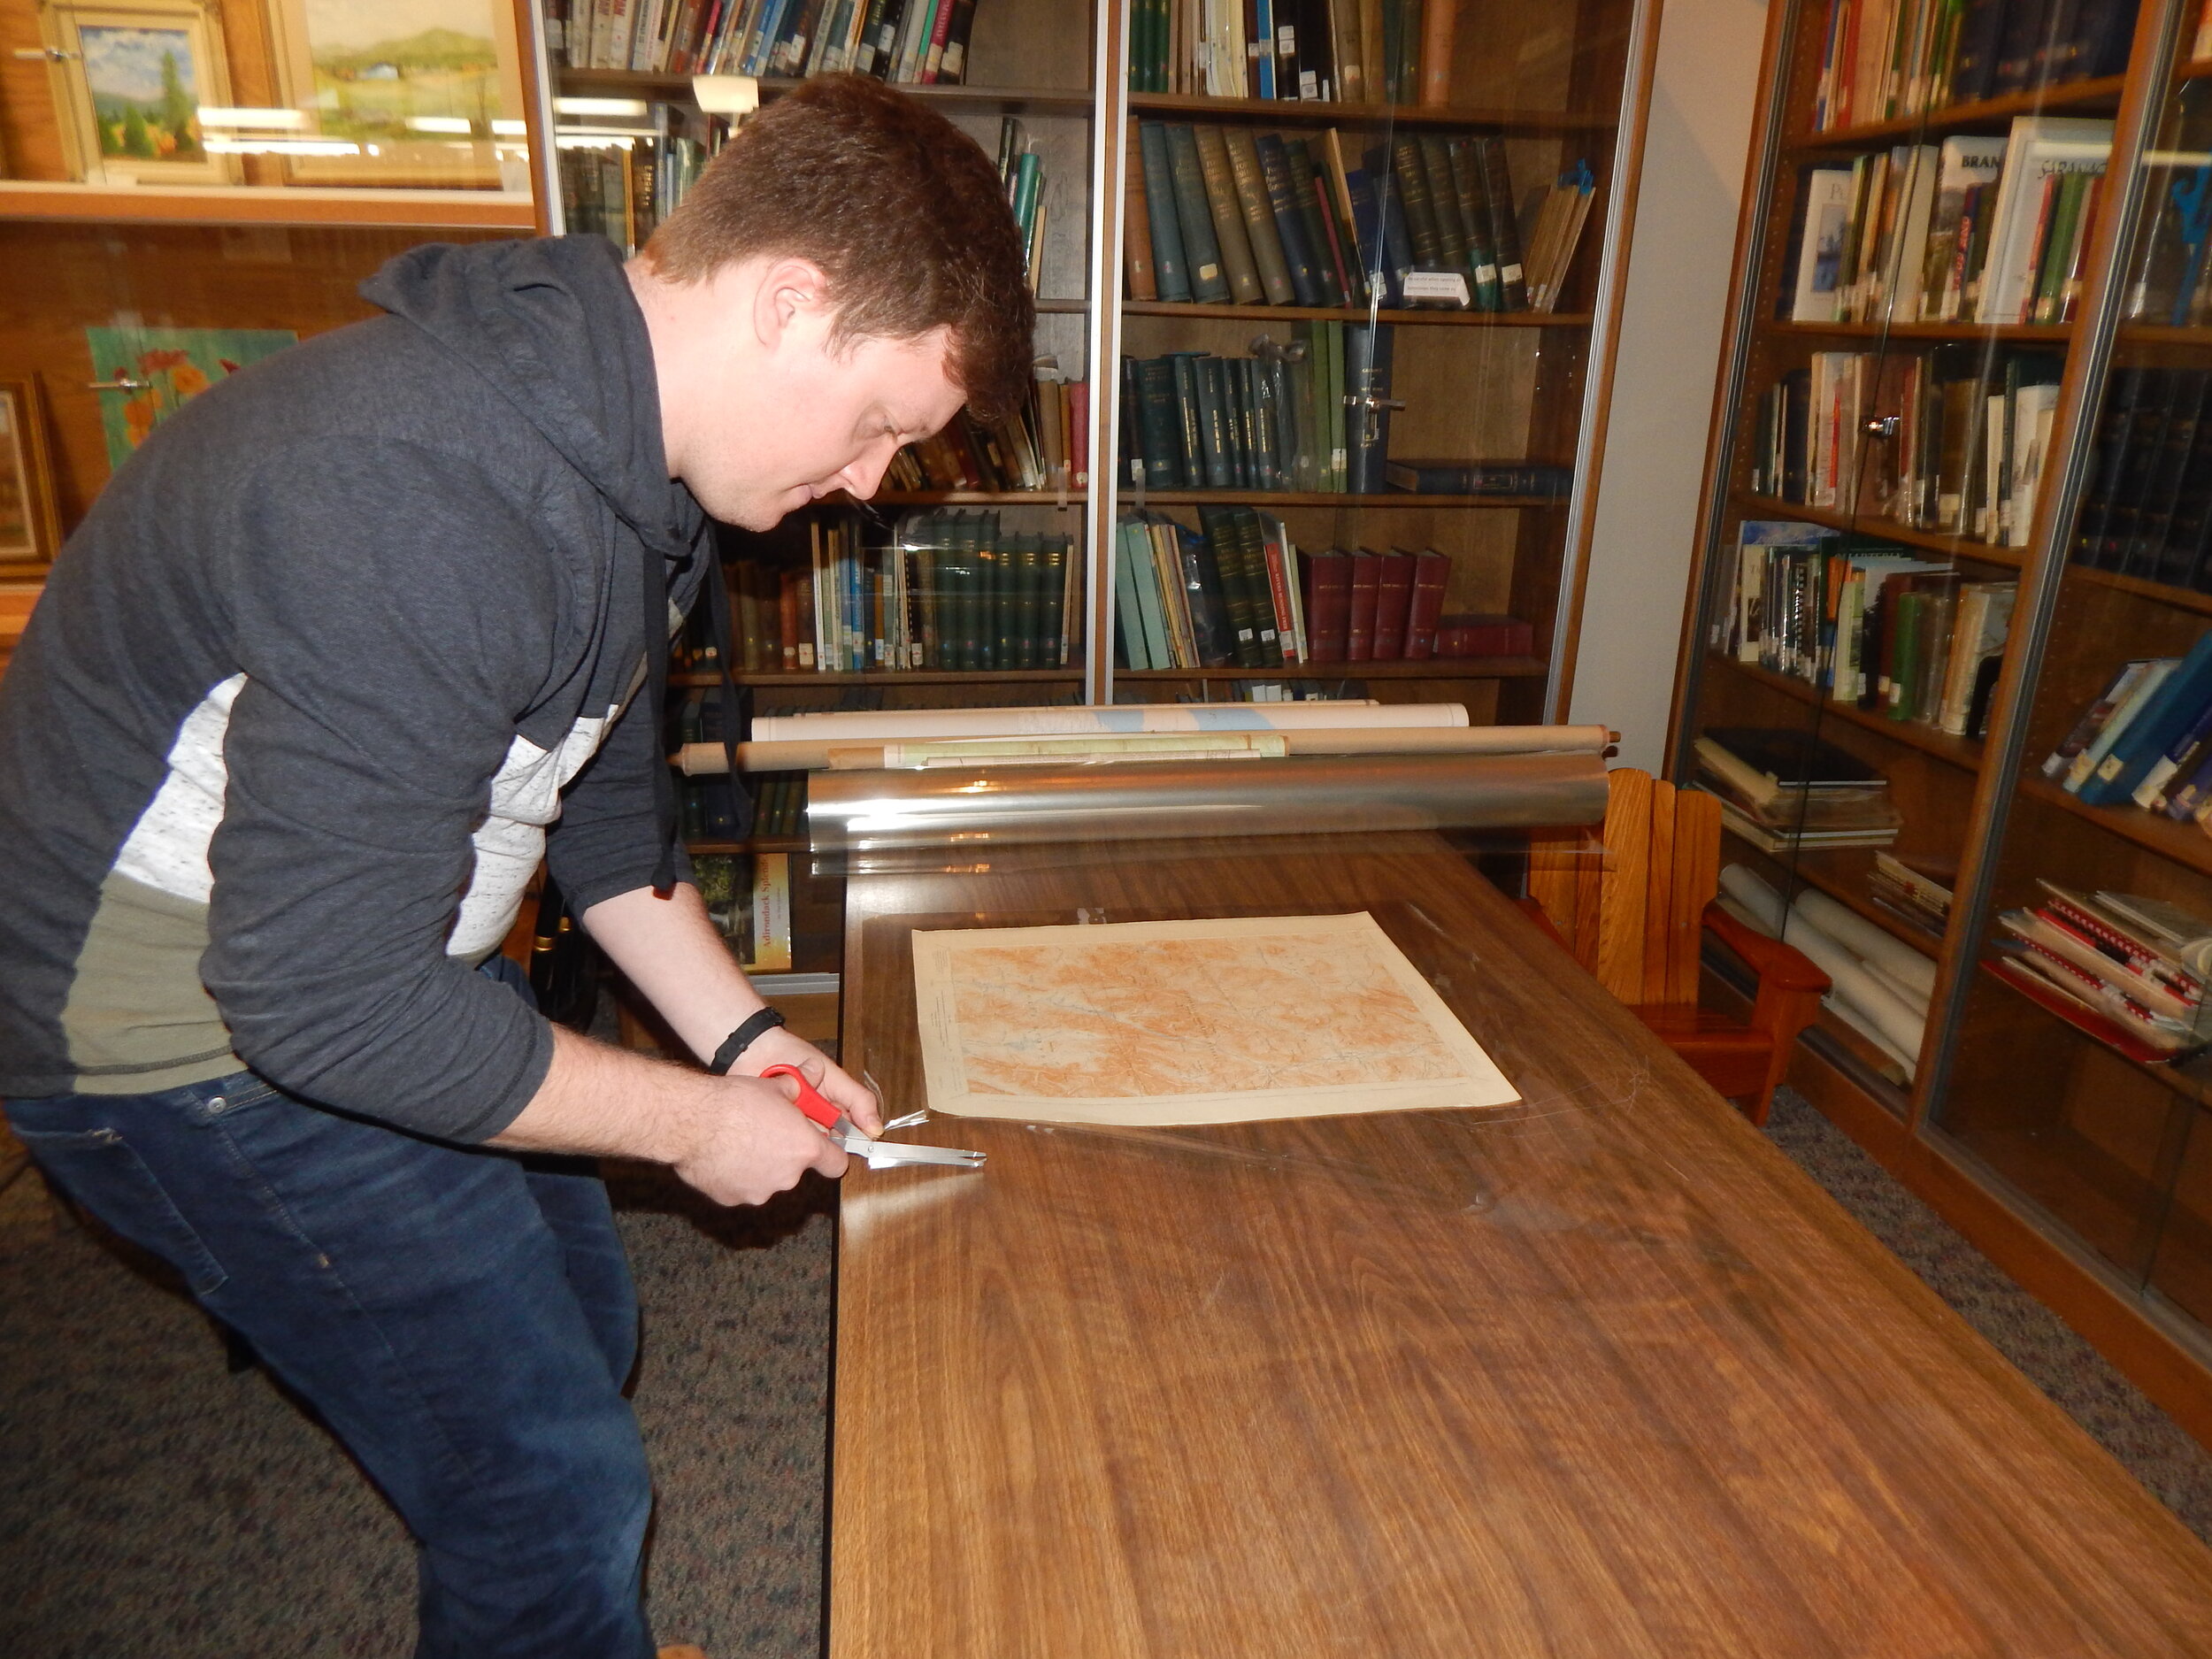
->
[262, 0, 528, 190]
[0, 379, 65, 575]
[39, 0, 238, 186]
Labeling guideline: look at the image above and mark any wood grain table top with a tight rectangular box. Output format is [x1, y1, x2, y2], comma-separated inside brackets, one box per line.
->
[828, 833, 2212, 1657]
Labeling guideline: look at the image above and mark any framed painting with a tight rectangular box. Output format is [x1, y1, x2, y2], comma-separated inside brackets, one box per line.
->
[0, 380, 64, 574]
[39, 1, 237, 185]
[264, 0, 528, 190]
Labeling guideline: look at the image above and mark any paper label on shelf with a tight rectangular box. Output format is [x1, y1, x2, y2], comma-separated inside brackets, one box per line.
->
[692, 75, 760, 115]
[1402, 271, 1471, 306]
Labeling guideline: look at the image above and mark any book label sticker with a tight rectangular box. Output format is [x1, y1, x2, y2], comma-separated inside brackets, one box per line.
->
[1402, 271, 1472, 306]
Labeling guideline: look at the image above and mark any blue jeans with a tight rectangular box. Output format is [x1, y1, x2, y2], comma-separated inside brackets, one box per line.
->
[5, 971, 656, 1658]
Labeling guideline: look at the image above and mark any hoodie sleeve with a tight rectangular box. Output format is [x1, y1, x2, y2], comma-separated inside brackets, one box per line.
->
[543, 667, 689, 915]
[199, 439, 560, 1142]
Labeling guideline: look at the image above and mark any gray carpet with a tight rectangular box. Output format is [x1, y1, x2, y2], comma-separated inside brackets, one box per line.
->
[3, 1087, 2209, 1655]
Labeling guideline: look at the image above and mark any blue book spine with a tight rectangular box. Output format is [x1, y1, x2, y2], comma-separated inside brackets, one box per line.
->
[2079, 633, 2212, 805]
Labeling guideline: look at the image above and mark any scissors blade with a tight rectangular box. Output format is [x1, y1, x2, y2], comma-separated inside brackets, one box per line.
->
[837, 1133, 986, 1170]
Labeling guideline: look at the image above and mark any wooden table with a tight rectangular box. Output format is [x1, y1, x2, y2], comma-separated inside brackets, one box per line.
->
[828, 833, 2212, 1656]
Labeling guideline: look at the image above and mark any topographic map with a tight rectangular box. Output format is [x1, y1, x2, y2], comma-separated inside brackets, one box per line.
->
[910, 912, 1518, 1125]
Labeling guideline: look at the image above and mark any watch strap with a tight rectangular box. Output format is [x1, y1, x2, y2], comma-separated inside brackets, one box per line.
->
[708, 1007, 787, 1075]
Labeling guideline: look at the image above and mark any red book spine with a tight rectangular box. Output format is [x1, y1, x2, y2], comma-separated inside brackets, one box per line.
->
[778, 568, 800, 670]
[1299, 549, 1352, 662]
[1346, 551, 1381, 662]
[1404, 550, 1448, 658]
[1259, 523, 1298, 664]
[1371, 552, 1416, 660]
[922, 0, 958, 81]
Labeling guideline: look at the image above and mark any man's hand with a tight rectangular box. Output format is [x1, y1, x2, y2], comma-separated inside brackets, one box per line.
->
[673, 1067, 848, 1204]
[732, 1024, 884, 1135]
[492, 1027, 848, 1204]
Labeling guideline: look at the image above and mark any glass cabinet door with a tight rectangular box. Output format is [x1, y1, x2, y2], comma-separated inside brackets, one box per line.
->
[1928, 1, 2212, 1297]
[1677, 0, 2131, 1116]
[1106, 0, 1639, 725]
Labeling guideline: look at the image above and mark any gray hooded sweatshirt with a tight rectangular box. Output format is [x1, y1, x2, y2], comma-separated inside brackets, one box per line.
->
[0, 235, 708, 1141]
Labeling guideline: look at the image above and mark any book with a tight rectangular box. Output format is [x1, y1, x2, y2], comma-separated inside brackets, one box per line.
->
[1384, 459, 1572, 496]
[2063, 657, 2179, 793]
[1977, 116, 2114, 326]
[1225, 127, 1298, 305]
[2077, 634, 2212, 805]
[1792, 167, 1855, 322]
[1164, 125, 1232, 303]
[1194, 125, 1267, 304]
[1343, 323, 1396, 495]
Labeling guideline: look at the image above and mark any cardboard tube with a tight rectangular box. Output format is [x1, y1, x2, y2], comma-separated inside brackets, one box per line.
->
[683, 724, 1617, 775]
[806, 751, 1610, 852]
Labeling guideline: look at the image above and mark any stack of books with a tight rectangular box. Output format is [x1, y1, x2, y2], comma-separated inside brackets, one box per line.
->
[1748, 345, 2064, 545]
[728, 511, 1079, 673]
[887, 369, 1082, 494]
[1694, 726, 1902, 854]
[1724, 521, 2014, 741]
[1868, 850, 1955, 939]
[1991, 881, 2212, 1062]
[1122, 325, 1388, 495]
[996, 119, 1049, 296]
[554, 0, 989, 82]
[1128, 121, 1589, 315]
[1127, 0, 1464, 104]
[2039, 634, 2212, 822]
[1808, 0, 2134, 133]
[1787, 119, 2113, 329]
[2068, 367, 2212, 589]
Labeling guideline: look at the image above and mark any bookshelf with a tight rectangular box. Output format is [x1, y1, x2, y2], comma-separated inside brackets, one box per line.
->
[1672, 0, 2212, 1439]
[534, 0, 1660, 737]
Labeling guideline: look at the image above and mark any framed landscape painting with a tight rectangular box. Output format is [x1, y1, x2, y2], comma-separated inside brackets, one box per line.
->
[0, 380, 64, 574]
[265, 0, 527, 189]
[41, 2, 236, 185]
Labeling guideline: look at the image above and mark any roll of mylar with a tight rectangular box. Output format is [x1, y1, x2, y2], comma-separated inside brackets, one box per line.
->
[806, 750, 1610, 853]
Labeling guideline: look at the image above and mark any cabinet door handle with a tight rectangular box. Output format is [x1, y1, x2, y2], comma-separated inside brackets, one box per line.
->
[12, 48, 80, 61]
[88, 379, 150, 393]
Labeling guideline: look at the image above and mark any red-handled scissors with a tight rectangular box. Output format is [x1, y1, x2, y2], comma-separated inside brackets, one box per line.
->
[757, 1063, 986, 1171]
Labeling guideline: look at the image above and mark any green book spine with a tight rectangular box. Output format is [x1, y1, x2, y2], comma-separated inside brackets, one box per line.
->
[1224, 126, 1296, 304]
[1199, 505, 1266, 667]
[1164, 125, 1231, 303]
[1194, 125, 1267, 304]
[1417, 133, 1471, 282]
[1010, 533, 1037, 671]
[1325, 319, 1347, 492]
[1113, 520, 1151, 667]
[1389, 134, 1445, 273]
[1043, 534, 1069, 666]
[1170, 353, 1208, 484]
[2031, 171, 2085, 326]
[1445, 136, 1503, 311]
[1236, 506, 1286, 665]
[1477, 136, 1529, 309]
[1289, 326, 1323, 490]
[1136, 357, 1186, 488]
[1196, 356, 1234, 488]
[1139, 123, 1192, 302]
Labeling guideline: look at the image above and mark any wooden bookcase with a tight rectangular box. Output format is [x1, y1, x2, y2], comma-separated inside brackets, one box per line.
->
[1672, 0, 2212, 1440]
[534, 0, 1658, 835]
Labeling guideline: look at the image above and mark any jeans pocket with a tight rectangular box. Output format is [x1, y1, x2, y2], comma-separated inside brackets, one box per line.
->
[13, 1125, 230, 1297]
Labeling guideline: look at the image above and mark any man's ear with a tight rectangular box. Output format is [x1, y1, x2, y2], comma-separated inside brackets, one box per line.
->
[752, 257, 833, 352]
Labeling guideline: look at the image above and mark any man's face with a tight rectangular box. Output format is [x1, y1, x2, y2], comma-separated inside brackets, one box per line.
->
[672, 267, 967, 530]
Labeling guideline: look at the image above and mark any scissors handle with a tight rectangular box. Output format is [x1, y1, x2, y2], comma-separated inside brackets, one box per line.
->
[758, 1062, 842, 1132]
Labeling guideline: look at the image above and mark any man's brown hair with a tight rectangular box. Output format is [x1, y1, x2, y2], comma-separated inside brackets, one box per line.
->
[644, 74, 1035, 421]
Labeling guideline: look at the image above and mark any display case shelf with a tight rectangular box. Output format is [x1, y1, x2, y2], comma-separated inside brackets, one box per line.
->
[1713, 654, 1986, 772]
[1789, 73, 2128, 150]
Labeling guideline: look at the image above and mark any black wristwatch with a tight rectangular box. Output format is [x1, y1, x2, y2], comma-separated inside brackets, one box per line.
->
[708, 1007, 787, 1075]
